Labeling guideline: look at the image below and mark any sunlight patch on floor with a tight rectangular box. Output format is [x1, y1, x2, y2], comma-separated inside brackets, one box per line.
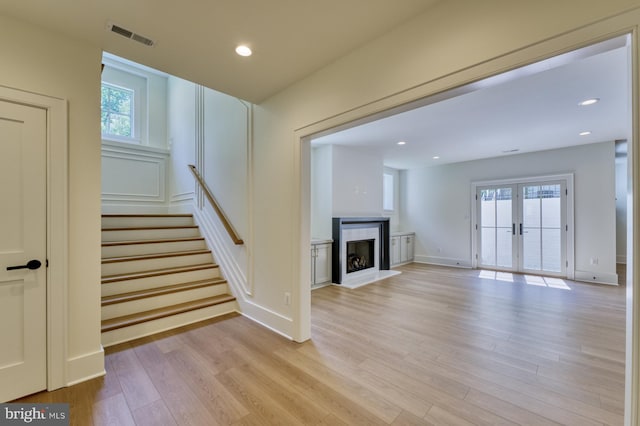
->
[479, 270, 514, 282]
[525, 275, 571, 290]
[478, 270, 571, 290]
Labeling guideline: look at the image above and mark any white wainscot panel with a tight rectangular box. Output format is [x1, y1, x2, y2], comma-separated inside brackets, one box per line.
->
[101, 141, 169, 204]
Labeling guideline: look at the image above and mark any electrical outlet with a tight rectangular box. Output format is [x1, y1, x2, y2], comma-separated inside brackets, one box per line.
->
[284, 292, 291, 305]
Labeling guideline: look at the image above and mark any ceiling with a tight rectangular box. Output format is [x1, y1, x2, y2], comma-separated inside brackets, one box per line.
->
[0, 0, 440, 103]
[312, 37, 631, 170]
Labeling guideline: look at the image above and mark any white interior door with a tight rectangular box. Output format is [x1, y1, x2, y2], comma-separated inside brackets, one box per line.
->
[0, 100, 47, 402]
[477, 180, 567, 276]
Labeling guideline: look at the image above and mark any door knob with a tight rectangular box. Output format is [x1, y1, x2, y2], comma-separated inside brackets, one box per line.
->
[7, 259, 42, 271]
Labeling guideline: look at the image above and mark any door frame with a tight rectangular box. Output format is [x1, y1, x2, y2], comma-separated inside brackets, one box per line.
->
[471, 174, 575, 279]
[0, 85, 68, 392]
[295, 15, 639, 422]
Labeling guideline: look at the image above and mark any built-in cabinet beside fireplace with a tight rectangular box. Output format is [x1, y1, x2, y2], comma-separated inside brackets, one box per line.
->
[311, 239, 332, 287]
[391, 232, 415, 266]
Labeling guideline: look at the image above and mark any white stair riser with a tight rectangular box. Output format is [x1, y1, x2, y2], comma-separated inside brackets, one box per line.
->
[102, 284, 230, 320]
[102, 216, 194, 229]
[102, 268, 220, 296]
[102, 239, 207, 258]
[102, 227, 201, 242]
[102, 252, 213, 276]
[101, 301, 238, 347]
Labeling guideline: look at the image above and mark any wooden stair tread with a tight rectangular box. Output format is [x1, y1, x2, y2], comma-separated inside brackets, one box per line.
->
[102, 214, 193, 218]
[102, 237, 205, 247]
[101, 295, 236, 332]
[102, 249, 211, 263]
[102, 263, 219, 283]
[102, 278, 227, 306]
[102, 225, 199, 231]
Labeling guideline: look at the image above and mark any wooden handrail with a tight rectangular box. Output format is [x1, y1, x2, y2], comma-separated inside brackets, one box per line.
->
[188, 164, 244, 245]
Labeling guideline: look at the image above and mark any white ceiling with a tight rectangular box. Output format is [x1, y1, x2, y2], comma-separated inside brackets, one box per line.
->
[312, 37, 631, 170]
[0, 0, 440, 103]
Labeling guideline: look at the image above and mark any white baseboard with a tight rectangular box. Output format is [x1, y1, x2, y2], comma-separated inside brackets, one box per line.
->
[239, 306, 293, 341]
[414, 255, 472, 269]
[574, 270, 619, 286]
[65, 347, 105, 387]
[168, 202, 194, 214]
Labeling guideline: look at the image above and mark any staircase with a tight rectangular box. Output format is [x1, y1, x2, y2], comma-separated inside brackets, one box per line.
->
[101, 214, 237, 347]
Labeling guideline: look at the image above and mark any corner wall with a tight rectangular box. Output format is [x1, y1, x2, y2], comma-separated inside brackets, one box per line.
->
[0, 14, 104, 383]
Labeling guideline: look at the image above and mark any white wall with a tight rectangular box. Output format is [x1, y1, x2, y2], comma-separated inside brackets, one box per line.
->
[383, 166, 402, 232]
[331, 145, 384, 217]
[616, 155, 628, 264]
[401, 142, 617, 282]
[311, 145, 333, 239]
[0, 14, 104, 383]
[310, 145, 389, 238]
[203, 87, 249, 239]
[310, 149, 402, 236]
[167, 76, 196, 210]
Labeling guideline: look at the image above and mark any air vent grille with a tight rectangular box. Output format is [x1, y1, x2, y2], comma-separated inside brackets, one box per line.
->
[131, 34, 155, 47]
[107, 21, 155, 47]
[110, 24, 133, 39]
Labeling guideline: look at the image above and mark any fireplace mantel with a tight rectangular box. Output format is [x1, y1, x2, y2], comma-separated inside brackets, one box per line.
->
[332, 217, 390, 284]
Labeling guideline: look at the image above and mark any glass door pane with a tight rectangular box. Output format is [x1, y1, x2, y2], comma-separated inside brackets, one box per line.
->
[479, 187, 514, 269]
[520, 183, 564, 274]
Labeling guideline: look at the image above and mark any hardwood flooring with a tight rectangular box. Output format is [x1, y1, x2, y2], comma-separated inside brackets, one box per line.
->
[17, 263, 626, 425]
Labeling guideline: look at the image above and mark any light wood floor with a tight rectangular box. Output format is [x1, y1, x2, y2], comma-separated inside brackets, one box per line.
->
[18, 263, 626, 425]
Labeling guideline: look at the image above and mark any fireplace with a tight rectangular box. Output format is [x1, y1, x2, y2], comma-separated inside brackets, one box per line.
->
[346, 239, 375, 273]
[332, 217, 391, 285]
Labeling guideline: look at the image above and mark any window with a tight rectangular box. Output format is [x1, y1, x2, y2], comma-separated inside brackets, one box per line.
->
[101, 83, 134, 139]
[100, 62, 148, 145]
[383, 173, 394, 211]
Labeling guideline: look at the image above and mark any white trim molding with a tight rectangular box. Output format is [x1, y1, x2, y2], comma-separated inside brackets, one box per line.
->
[414, 255, 472, 269]
[65, 348, 105, 386]
[101, 140, 169, 206]
[574, 270, 619, 286]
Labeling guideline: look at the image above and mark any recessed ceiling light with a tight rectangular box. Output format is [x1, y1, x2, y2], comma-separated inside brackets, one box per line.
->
[397, 141, 406, 145]
[433, 156, 440, 160]
[579, 98, 599, 106]
[579, 131, 592, 136]
[235, 45, 252, 57]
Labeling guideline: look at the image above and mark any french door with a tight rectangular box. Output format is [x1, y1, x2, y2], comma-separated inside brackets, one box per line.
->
[477, 180, 567, 276]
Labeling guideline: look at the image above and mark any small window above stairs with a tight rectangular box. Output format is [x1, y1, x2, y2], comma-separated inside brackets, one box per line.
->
[101, 214, 237, 347]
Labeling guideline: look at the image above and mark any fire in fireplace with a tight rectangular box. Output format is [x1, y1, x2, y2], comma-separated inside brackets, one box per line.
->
[346, 239, 375, 273]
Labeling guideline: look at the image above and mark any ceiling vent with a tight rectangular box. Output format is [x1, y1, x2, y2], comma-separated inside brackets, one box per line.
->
[106, 21, 155, 47]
